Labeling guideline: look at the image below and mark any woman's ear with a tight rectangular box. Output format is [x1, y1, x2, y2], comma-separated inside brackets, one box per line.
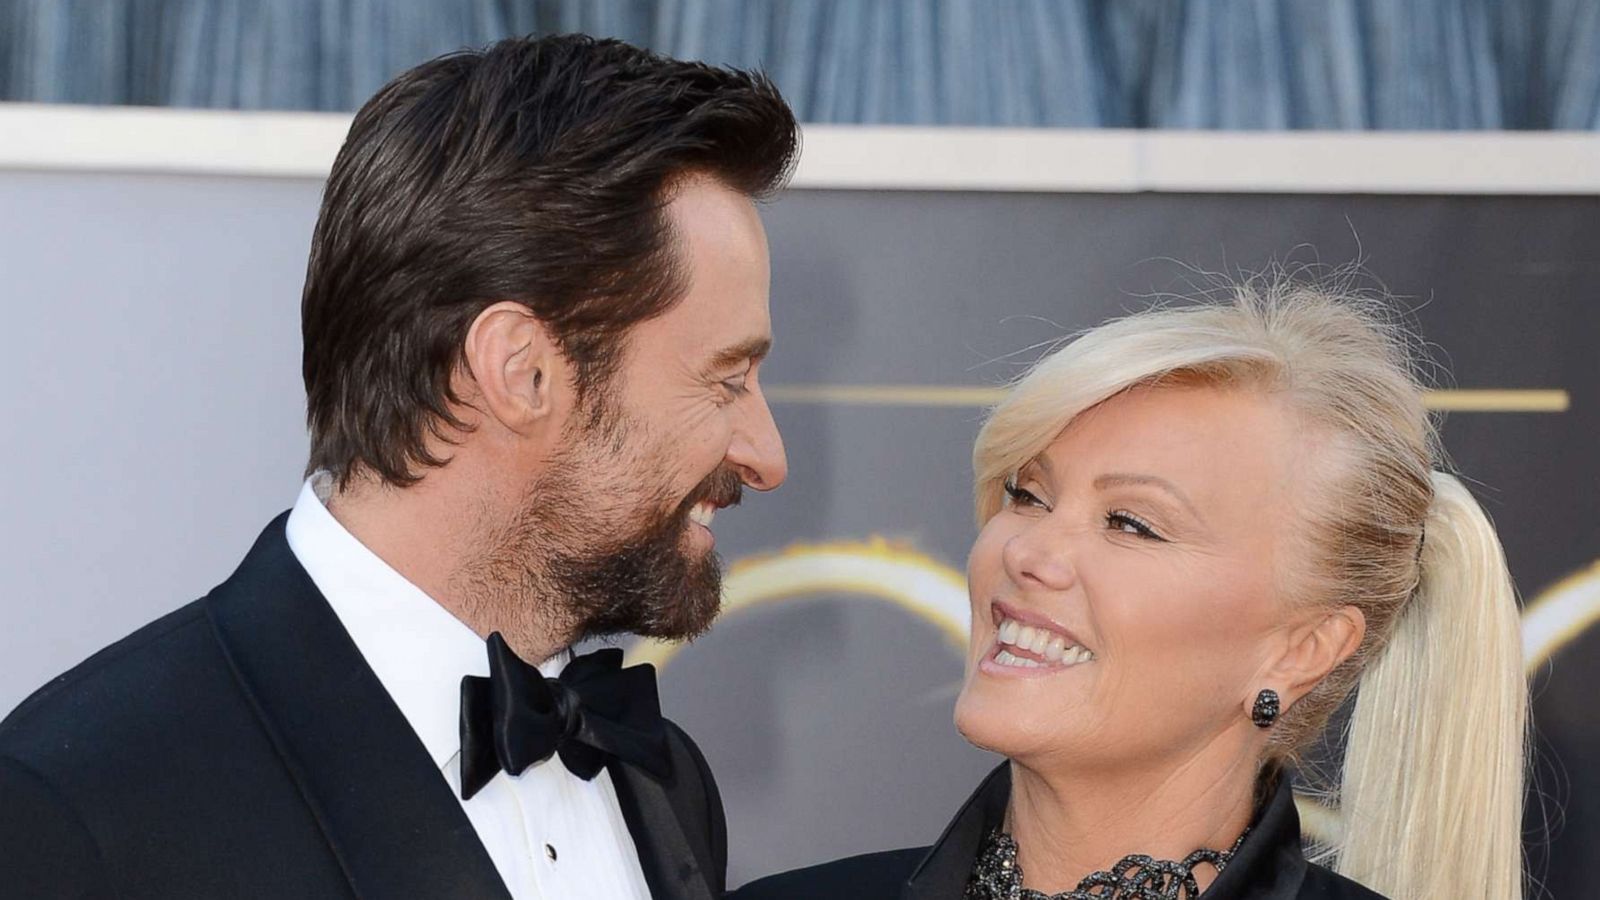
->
[461, 301, 568, 434]
[1253, 605, 1366, 711]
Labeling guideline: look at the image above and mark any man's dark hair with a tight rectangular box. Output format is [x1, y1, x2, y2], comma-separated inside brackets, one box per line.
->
[301, 34, 799, 488]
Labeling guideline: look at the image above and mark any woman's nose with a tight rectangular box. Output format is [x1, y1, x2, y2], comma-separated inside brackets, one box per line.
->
[1001, 519, 1079, 592]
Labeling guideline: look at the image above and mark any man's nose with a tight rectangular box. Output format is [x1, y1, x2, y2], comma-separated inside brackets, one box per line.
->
[727, 388, 787, 490]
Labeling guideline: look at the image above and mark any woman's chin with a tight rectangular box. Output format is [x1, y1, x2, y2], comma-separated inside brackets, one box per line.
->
[954, 681, 1078, 759]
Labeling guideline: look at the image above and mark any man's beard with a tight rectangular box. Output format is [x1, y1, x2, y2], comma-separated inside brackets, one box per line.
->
[471, 417, 744, 650]
[549, 461, 742, 641]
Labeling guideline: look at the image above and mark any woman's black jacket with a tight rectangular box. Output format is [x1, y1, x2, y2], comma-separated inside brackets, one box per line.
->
[732, 765, 1387, 900]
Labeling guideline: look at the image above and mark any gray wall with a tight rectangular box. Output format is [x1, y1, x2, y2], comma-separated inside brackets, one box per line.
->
[0, 171, 314, 702]
[2, 170, 1596, 893]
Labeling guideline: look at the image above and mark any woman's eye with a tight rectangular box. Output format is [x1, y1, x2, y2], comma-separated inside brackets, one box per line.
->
[1003, 480, 1048, 511]
[1106, 511, 1164, 541]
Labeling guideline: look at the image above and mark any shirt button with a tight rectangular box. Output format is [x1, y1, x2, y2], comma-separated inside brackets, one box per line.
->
[544, 844, 558, 862]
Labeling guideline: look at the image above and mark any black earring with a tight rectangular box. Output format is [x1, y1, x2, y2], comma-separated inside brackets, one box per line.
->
[1251, 689, 1280, 728]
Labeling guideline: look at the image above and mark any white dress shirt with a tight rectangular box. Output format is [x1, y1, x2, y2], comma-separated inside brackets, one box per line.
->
[285, 476, 652, 900]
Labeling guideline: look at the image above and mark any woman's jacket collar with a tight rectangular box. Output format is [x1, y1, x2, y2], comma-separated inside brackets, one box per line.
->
[900, 763, 1310, 899]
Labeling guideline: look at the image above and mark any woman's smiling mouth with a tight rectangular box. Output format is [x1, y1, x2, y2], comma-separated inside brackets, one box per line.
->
[983, 601, 1096, 674]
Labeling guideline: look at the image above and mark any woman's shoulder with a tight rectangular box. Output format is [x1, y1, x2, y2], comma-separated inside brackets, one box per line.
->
[730, 847, 929, 900]
[727, 847, 1391, 900]
[1300, 860, 1391, 899]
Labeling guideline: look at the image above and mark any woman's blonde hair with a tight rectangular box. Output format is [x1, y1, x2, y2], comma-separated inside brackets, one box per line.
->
[972, 278, 1526, 900]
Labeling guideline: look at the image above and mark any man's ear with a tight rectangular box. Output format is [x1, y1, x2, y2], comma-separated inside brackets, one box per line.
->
[461, 301, 568, 434]
[1251, 605, 1366, 713]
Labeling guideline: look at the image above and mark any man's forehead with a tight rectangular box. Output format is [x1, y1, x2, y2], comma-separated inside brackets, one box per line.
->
[619, 299, 771, 374]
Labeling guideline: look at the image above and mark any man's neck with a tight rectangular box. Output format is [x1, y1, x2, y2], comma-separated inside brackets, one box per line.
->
[1006, 732, 1261, 894]
[322, 471, 567, 664]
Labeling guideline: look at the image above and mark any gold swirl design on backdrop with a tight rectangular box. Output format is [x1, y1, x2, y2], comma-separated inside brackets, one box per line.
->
[629, 541, 1600, 846]
[762, 385, 1571, 413]
[625, 538, 970, 670]
[1522, 560, 1600, 673]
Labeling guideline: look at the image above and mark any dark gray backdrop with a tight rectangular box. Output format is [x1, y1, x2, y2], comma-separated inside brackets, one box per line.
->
[0, 172, 1593, 895]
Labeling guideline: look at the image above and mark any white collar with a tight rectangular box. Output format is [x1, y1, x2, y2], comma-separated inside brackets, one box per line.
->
[284, 474, 571, 770]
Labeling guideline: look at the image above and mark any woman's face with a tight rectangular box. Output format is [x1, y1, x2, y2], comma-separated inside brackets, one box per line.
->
[954, 383, 1312, 770]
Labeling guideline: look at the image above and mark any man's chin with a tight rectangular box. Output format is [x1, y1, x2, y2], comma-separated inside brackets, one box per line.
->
[648, 565, 723, 641]
[573, 544, 724, 643]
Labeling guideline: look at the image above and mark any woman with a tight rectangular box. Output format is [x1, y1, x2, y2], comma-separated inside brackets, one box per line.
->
[735, 282, 1525, 900]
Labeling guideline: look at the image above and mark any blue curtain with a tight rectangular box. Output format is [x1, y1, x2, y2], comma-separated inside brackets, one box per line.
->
[1134, 0, 1504, 128]
[1543, 0, 1600, 127]
[2, 0, 1598, 128]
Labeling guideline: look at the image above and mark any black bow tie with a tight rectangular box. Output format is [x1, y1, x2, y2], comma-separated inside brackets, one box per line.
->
[458, 633, 672, 800]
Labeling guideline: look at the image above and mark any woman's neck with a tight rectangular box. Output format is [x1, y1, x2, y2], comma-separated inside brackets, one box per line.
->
[1005, 739, 1262, 895]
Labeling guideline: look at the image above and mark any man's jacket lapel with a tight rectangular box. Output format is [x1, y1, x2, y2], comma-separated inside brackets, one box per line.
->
[608, 756, 717, 900]
[607, 714, 729, 900]
[206, 514, 512, 900]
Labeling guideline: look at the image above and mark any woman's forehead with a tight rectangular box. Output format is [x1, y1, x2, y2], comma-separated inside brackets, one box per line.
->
[1038, 385, 1306, 511]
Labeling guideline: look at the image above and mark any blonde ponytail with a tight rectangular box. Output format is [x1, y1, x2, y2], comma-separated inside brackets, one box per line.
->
[1338, 472, 1527, 900]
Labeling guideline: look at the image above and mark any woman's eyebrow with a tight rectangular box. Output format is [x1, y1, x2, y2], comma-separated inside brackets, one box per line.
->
[1025, 455, 1052, 479]
[1093, 472, 1205, 524]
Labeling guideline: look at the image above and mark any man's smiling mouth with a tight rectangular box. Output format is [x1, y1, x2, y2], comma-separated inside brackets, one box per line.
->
[689, 502, 718, 528]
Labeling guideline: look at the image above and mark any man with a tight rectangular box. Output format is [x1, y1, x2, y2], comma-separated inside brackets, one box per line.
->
[0, 34, 798, 899]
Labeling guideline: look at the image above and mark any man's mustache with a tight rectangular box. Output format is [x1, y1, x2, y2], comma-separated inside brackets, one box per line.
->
[681, 465, 743, 516]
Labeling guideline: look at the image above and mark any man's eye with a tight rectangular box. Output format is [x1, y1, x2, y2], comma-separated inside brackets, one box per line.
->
[1002, 480, 1047, 511]
[711, 376, 751, 407]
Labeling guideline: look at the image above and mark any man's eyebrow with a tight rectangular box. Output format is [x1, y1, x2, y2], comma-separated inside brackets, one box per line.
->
[1093, 473, 1205, 523]
[704, 336, 772, 374]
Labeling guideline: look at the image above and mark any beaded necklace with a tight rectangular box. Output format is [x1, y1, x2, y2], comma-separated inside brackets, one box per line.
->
[965, 827, 1249, 900]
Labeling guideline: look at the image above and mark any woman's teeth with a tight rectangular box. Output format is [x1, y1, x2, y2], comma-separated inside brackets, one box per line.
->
[689, 503, 716, 527]
[994, 617, 1094, 668]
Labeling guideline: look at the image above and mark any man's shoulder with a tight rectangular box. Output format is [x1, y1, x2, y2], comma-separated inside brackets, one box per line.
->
[1301, 861, 1390, 899]
[0, 597, 220, 756]
[731, 847, 928, 900]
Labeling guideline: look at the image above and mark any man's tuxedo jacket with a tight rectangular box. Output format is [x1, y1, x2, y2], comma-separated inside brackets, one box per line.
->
[0, 514, 727, 899]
